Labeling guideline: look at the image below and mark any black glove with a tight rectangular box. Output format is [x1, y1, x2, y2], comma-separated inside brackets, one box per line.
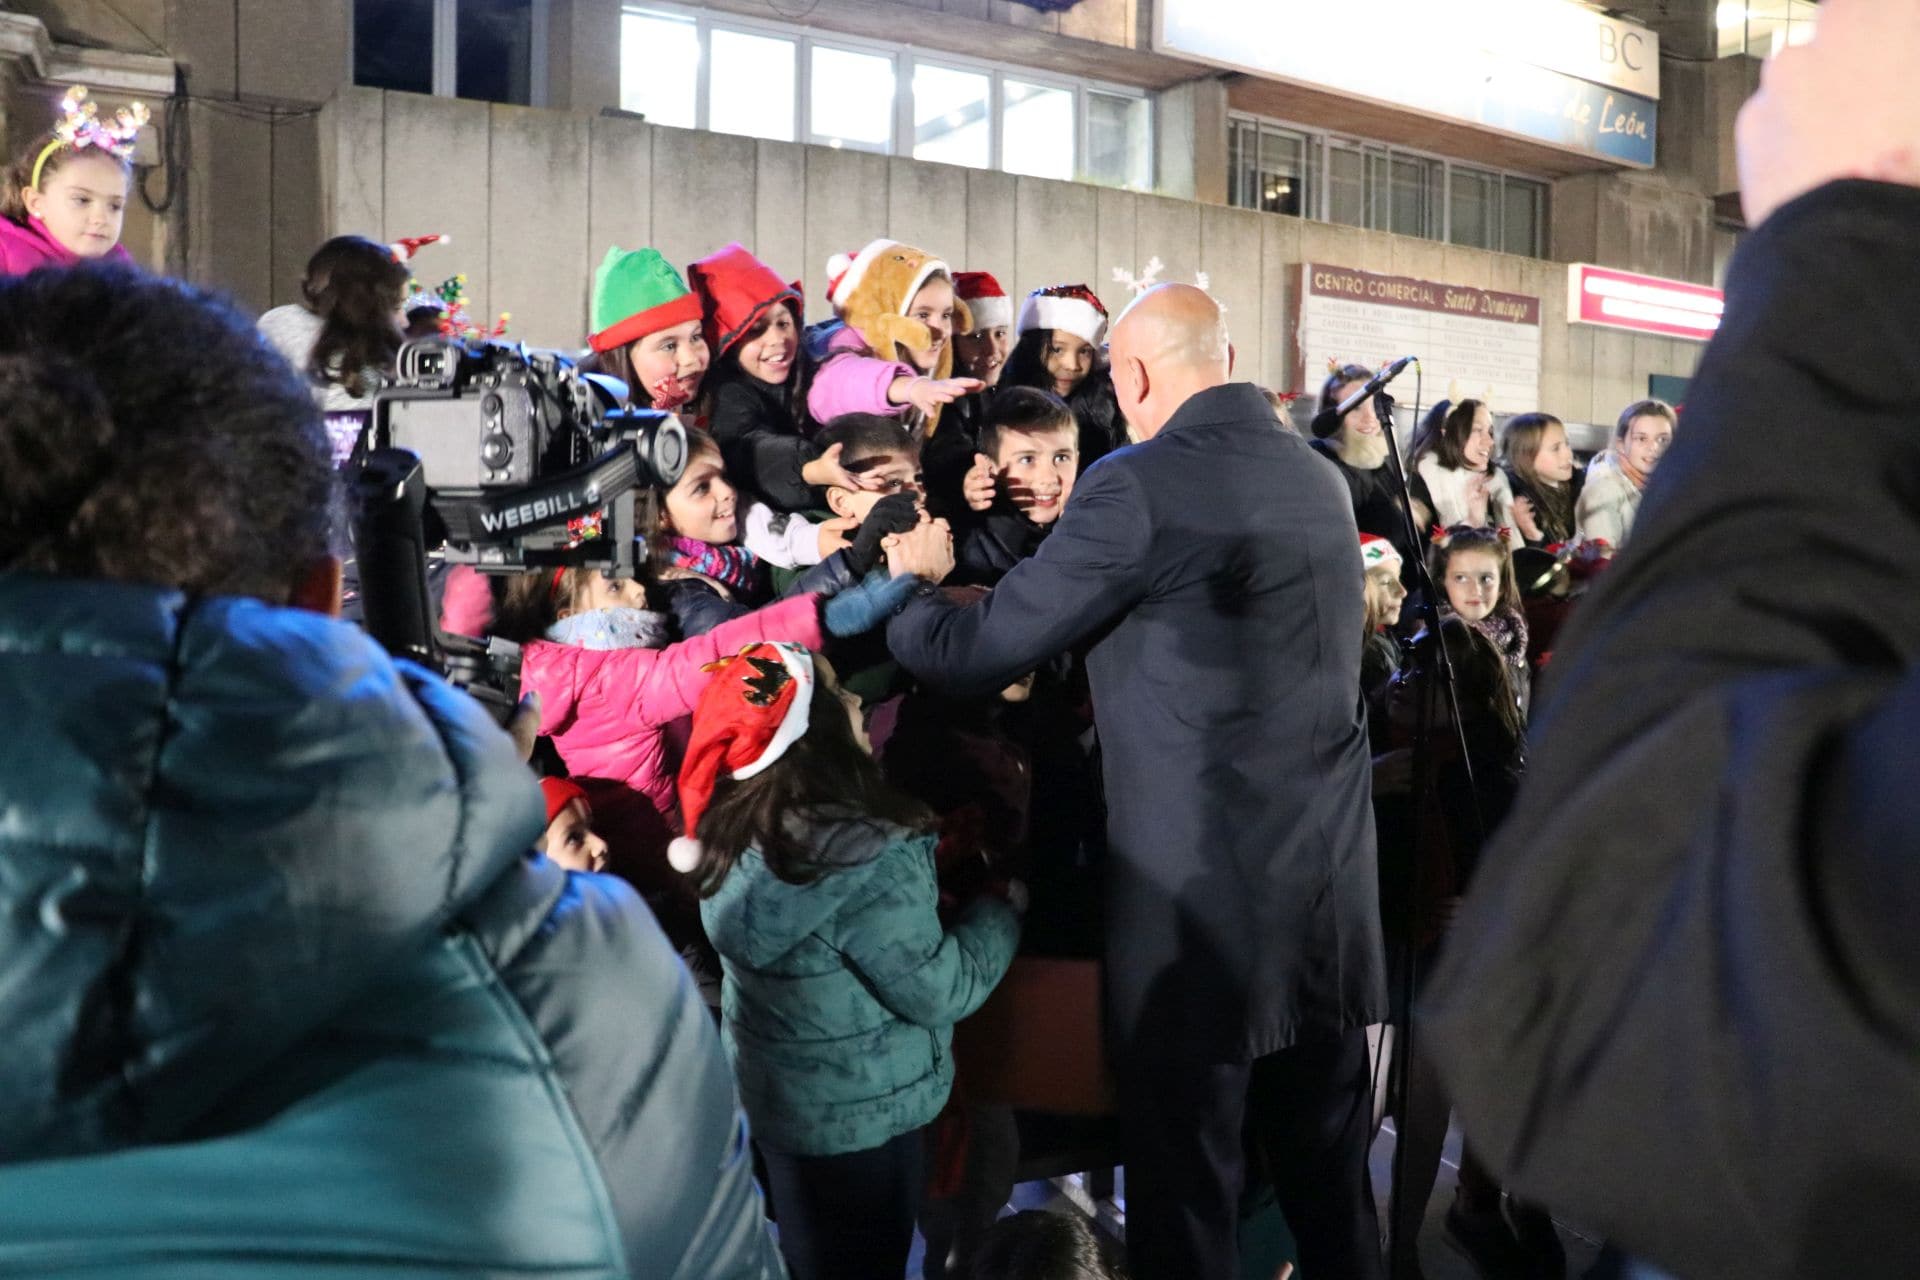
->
[845, 492, 924, 576]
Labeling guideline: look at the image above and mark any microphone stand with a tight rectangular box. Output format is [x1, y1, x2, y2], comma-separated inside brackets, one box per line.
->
[1374, 387, 1487, 1279]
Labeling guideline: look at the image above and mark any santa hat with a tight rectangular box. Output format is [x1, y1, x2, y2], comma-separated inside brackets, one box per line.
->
[539, 776, 588, 827]
[1017, 284, 1108, 347]
[667, 642, 816, 874]
[1360, 533, 1402, 577]
[688, 242, 803, 358]
[390, 234, 448, 264]
[589, 245, 703, 354]
[954, 271, 1011, 331]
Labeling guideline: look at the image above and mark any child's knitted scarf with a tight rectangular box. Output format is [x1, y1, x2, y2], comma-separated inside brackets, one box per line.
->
[671, 536, 761, 595]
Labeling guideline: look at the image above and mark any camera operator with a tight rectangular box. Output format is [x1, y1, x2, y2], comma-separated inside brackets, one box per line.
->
[1424, 2, 1920, 1276]
[0, 265, 785, 1276]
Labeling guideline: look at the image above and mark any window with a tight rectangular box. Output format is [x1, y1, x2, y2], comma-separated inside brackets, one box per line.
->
[1449, 167, 1499, 251]
[1502, 178, 1544, 258]
[1716, 0, 1820, 58]
[1087, 91, 1152, 190]
[1002, 80, 1075, 180]
[354, 0, 546, 105]
[1230, 118, 1310, 217]
[709, 28, 796, 141]
[615, 6, 1152, 188]
[810, 45, 897, 152]
[1327, 142, 1365, 227]
[913, 63, 991, 169]
[355, 0, 435, 95]
[621, 8, 697, 127]
[1232, 113, 1550, 259]
[458, 0, 539, 106]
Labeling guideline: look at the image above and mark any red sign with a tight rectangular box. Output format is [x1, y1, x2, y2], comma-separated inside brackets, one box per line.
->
[1567, 263, 1722, 342]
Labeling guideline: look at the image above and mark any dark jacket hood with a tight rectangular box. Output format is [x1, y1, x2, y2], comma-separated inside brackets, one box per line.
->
[0, 573, 542, 1160]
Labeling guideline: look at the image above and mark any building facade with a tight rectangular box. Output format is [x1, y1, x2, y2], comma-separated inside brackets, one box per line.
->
[2, 0, 1786, 440]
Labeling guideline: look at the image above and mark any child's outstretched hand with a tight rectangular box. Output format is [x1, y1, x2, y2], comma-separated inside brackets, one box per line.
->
[962, 453, 998, 512]
[894, 375, 985, 417]
[802, 442, 886, 494]
[816, 515, 857, 560]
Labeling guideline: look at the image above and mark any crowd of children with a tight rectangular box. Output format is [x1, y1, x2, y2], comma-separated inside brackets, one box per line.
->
[3, 87, 1684, 1280]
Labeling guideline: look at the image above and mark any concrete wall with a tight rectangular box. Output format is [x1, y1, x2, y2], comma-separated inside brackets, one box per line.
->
[317, 86, 1701, 428]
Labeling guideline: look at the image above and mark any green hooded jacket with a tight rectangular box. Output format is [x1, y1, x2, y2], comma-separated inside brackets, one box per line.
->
[701, 812, 1020, 1157]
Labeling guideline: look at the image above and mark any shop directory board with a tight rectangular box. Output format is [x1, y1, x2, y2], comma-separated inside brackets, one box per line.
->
[1295, 264, 1543, 413]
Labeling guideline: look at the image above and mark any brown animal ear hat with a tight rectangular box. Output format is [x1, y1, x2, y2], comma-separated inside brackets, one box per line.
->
[824, 239, 973, 378]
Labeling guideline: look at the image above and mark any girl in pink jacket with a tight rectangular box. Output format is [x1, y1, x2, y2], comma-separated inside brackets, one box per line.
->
[0, 87, 143, 275]
[488, 563, 923, 959]
[806, 238, 983, 436]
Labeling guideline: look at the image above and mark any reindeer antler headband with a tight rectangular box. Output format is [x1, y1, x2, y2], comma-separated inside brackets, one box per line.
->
[31, 87, 150, 193]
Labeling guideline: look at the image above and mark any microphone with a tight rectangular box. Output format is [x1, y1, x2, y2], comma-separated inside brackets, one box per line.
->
[1334, 355, 1417, 417]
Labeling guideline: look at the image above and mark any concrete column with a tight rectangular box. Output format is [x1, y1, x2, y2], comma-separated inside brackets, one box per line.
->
[1153, 76, 1228, 205]
[548, 0, 622, 116]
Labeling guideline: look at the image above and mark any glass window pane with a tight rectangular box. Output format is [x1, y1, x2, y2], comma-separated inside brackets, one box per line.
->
[1503, 178, 1543, 258]
[1449, 167, 1498, 250]
[458, 0, 536, 105]
[810, 45, 896, 152]
[1086, 91, 1151, 190]
[1328, 144, 1365, 227]
[1229, 119, 1248, 206]
[709, 28, 796, 142]
[1255, 125, 1307, 216]
[622, 9, 698, 128]
[1002, 80, 1074, 180]
[913, 62, 990, 169]
[1389, 154, 1434, 238]
[355, 0, 434, 95]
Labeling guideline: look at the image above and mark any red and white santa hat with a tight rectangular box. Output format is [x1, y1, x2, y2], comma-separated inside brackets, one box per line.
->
[1360, 533, 1402, 576]
[389, 233, 448, 264]
[953, 271, 1011, 331]
[1017, 283, 1109, 347]
[667, 642, 816, 873]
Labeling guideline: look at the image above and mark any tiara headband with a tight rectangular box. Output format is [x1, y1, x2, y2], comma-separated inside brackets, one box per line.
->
[30, 87, 150, 192]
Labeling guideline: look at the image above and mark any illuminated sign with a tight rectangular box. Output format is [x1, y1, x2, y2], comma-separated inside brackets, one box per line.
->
[1567, 264, 1724, 343]
[1155, 0, 1661, 166]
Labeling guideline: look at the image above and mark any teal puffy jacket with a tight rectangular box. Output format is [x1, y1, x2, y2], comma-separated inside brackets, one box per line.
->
[701, 814, 1020, 1158]
[0, 574, 785, 1278]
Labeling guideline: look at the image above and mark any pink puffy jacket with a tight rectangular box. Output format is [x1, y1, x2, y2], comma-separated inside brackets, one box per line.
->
[519, 593, 825, 821]
[805, 323, 914, 428]
[0, 215, 133, 275]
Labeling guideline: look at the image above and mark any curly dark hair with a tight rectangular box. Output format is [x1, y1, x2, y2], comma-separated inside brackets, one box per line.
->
[0, 265, 334, 602]
[965, 1210, 1129, 1280]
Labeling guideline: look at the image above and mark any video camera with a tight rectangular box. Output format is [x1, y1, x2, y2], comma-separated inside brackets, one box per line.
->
[350, 336, 689, 721]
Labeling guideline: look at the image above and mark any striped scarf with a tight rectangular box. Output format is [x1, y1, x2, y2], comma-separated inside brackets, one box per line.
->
[671, 537, 761, 595]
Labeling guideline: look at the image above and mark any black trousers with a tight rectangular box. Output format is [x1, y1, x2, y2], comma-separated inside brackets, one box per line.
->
[1118, 1026, 1384, 1280]
[760, 1126, 927, 1280]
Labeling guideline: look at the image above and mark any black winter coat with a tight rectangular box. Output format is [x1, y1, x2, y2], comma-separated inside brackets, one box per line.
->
[706, 373, 819, 513]
[889, 382, 1387, 1063]
[1425, 180, 1920, 1280]
[952, 505, 1051, 588]
[1311, 437, 1422, 584]
[662, 549, 861, 639]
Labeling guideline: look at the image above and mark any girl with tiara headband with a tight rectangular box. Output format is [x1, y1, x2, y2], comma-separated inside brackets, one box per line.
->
[0, 87, 148, 274]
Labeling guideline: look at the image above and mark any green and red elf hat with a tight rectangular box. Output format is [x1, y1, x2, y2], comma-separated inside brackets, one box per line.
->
[589, 245, 704, 354]
[687, 242, 804, 359]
